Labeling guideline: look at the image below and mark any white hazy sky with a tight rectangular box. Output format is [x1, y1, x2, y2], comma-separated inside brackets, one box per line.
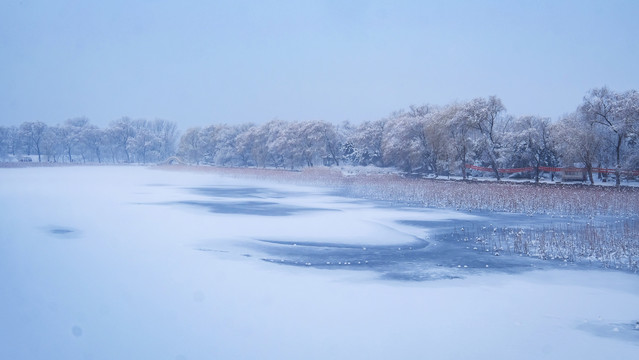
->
[1, 0, 638, 129]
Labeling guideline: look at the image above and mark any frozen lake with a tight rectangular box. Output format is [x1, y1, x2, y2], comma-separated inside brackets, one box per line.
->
[1, 166, 638, 359]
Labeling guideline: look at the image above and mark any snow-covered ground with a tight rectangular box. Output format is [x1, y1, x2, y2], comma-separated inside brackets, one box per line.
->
[1, 166, 637, 359]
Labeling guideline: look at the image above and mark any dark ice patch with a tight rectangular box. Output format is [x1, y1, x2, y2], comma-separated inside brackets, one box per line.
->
[257, 238, 428, 250]
[578, 320, 639, 343]
[251, 227, 550, 281]
[71, 325, 83, 337]
[45, 226, 77, 237]
[381, 271, 462, 281]
[195, 248, 229, 253]
[398, 220, 456, 231]
[189, 186, 295, 199]
[51, 228, 73, 235]
[174, 200, 333, 216]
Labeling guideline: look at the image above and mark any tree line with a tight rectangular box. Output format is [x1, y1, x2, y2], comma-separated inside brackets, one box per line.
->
[0, 117, 178, 165]
[1, 87, 637, 186]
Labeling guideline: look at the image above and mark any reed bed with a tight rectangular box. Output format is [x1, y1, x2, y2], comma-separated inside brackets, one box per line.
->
[159, 165, 639, 272]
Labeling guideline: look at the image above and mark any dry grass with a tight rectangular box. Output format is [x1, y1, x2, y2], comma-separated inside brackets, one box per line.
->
[459, 221, 639, 272]
[157, 164, 639, 216]
[346, 176, 639, 216]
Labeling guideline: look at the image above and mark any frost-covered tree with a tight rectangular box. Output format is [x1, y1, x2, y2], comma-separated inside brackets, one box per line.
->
[462, 96, 507, 180]
[552, 113, 604, 184]
[268, 121, 304, 169]
[382, 112, 426, 172]
[445, 104, 477, 179]
[195, 123, 243, 166]
[19, 121, 47, 162]
[148, 119, 178, 161]
[212, 124, 244, 166]
[298, 121, 330, 167]
[59, 117, 90, 162]
[317, 120, 342, 166]
[423, 108, 455, 176]
[106, 118, 136, 163]
[127, 120, 161, 164]
[262, 120, 289, 168]
[345, 119, 386, 166]
[231, 123, 256, 166]
[235, 121, 288, 168]
[0, 126, 19, 160]
[199, 125, 223, 164]
[236, 125, 265, 167]
[177, 127, 202, 164]
[40, 126, 65, 162]
[82, 125, 105, 163]
[504, 116, 557, 182]
[6, 126, 20, 158]
[579, 87, 639, 186]
[380, 105, 449, 174]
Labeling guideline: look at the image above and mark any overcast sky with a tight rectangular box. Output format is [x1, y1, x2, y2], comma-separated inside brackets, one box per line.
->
[1, 0, 638, 129]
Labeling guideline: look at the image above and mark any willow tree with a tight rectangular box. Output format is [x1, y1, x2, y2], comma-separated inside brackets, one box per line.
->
[580, 87, 639, 186]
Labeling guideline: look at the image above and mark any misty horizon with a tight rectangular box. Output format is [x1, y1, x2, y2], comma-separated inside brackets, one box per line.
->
[2, 1, 638, 129]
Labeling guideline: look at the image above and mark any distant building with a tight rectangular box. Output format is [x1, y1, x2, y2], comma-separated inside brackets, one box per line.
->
[561, 168, 586, 182]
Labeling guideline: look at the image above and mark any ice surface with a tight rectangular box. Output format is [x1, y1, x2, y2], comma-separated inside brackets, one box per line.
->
[1, 166, 637, 359]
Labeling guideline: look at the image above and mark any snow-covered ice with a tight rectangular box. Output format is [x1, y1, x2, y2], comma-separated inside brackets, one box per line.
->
[1, 166, 637, 359]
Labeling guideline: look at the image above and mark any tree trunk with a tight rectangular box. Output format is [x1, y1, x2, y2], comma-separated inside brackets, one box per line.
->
[486, 146, 501, 180]
[489, 158, 501, 180]
[615, 135, 622, 187]
[461, 147, 468, 180]
[586, 162, 594, 185]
